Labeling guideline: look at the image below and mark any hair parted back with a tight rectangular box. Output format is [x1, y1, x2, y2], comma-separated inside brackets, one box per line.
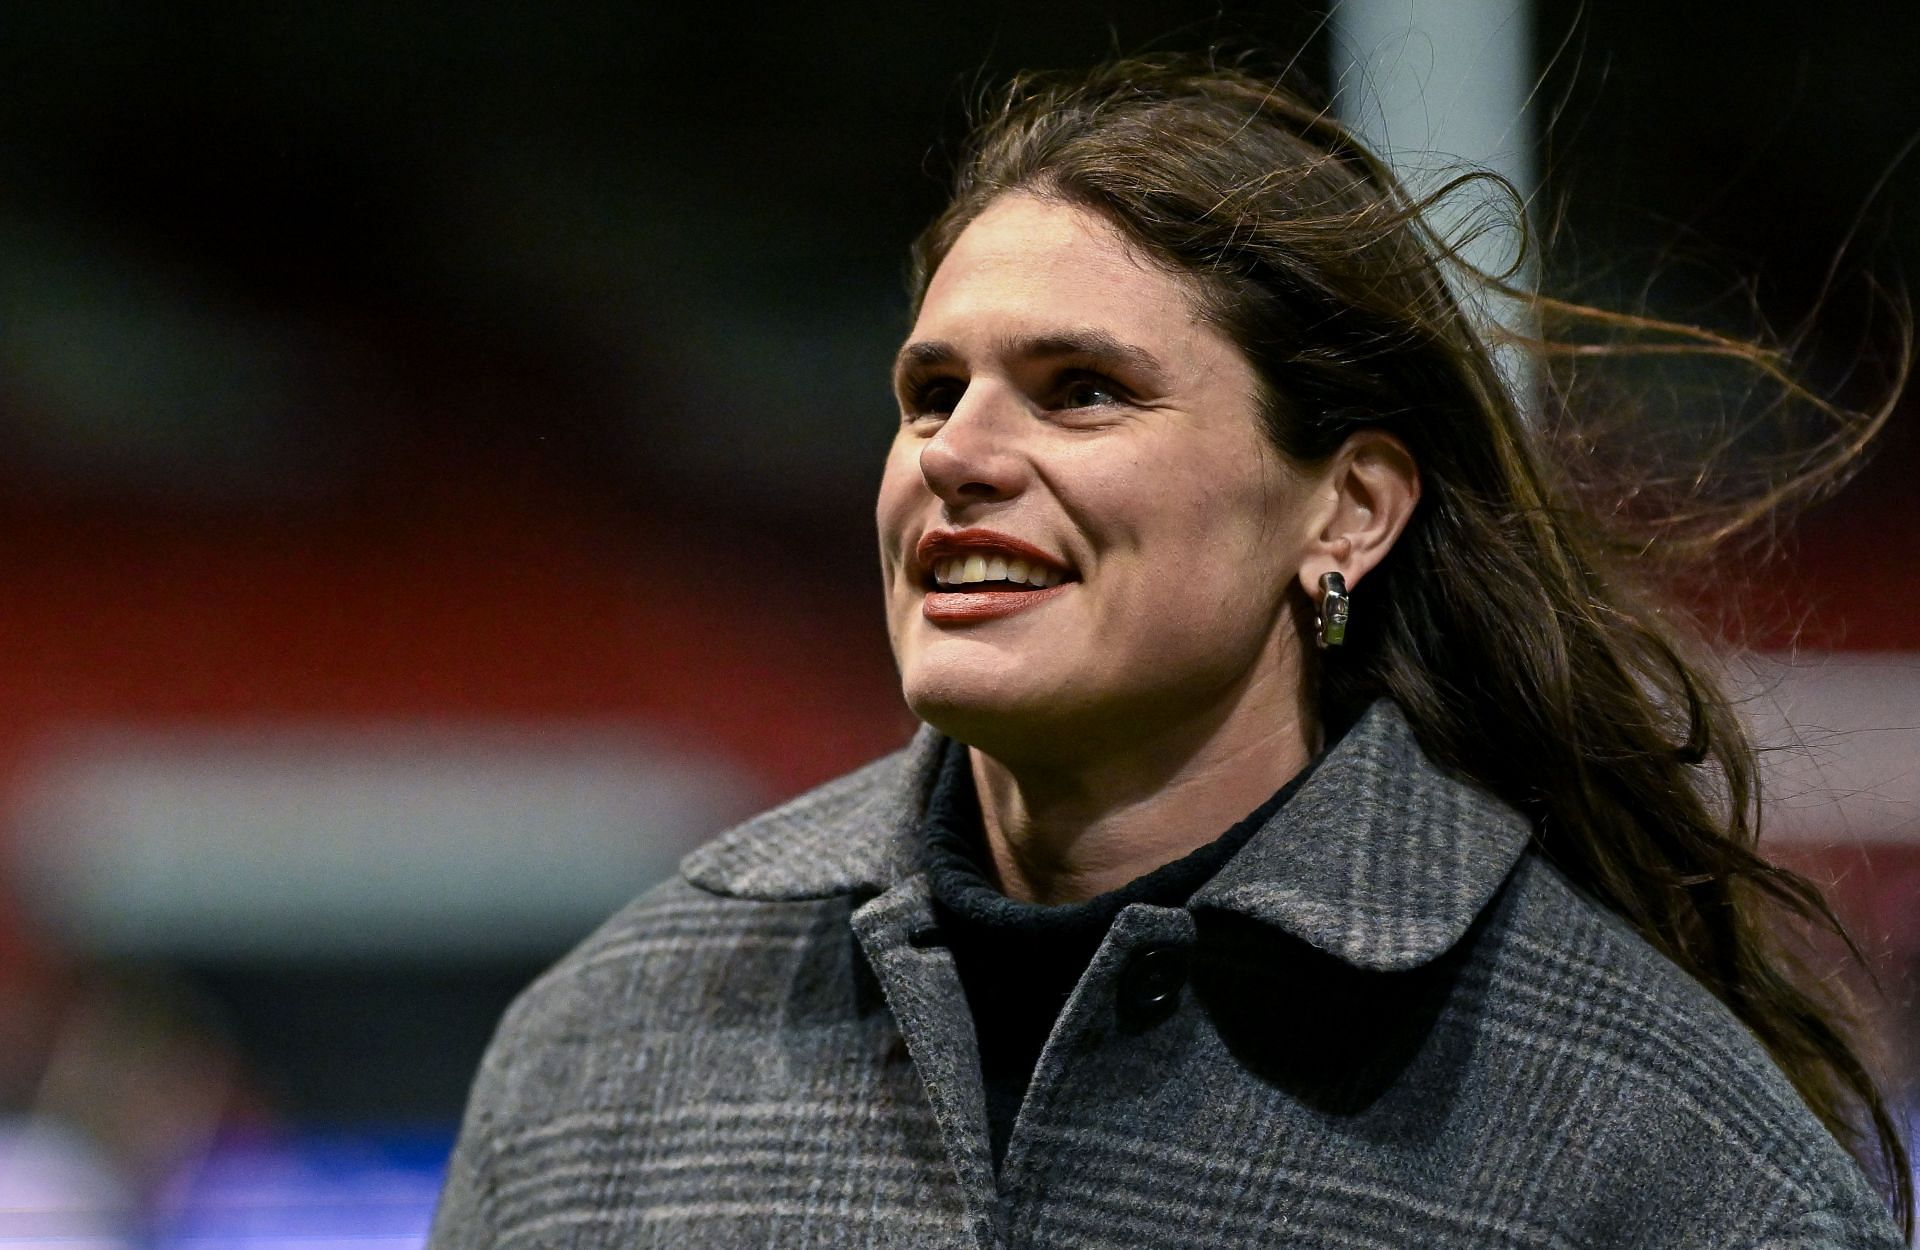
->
[909, 53, 1912, 1234]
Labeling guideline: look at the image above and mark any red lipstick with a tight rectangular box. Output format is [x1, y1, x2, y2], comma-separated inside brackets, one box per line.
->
[914, 527, 1077, 624]
[923, 583, 1074, 622]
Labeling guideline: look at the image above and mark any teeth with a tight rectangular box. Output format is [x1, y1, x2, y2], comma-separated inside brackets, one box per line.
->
[931, 552, 1068, 590]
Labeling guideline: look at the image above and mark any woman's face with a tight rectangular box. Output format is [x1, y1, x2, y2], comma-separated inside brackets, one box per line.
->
[876, 193, 1325, 761]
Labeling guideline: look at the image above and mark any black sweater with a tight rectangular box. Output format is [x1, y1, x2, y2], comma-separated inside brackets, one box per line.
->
[919, 737, 1321, 1169]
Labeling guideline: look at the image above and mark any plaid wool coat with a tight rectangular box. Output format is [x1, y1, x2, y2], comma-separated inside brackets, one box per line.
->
[427, 700, 1903, 1249]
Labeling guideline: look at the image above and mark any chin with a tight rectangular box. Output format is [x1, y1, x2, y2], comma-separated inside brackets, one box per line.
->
[900, 665, 1060, 749]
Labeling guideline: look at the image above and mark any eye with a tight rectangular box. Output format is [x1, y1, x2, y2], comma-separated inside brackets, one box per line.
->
[902, 376, 965, 419]
[1057, 372, 1124, 410]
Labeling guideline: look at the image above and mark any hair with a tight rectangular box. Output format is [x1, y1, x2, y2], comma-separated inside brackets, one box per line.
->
[908, 53, 1912, 1235]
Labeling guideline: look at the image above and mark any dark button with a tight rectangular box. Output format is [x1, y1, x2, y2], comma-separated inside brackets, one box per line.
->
[1118, 944, 1189, 1017]
[906, 924, 946, 949]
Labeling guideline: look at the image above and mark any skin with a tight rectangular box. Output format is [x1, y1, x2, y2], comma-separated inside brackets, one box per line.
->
[876, 193, 1419, 904]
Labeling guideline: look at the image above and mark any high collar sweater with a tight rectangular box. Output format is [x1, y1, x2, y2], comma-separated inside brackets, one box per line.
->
[919, 737, 1325, 1168]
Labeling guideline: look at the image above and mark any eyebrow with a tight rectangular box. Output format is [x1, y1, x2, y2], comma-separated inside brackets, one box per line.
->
[892, 329, 1173, 390]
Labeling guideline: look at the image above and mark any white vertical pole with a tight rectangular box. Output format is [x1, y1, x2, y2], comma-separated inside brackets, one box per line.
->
[1329, 0, 1538, 408]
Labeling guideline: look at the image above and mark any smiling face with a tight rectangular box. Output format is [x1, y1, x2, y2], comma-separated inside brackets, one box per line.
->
[876, 193, 1326, 764]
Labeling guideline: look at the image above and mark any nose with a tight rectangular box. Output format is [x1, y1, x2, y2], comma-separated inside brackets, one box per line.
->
[918, 382, 1027, 506]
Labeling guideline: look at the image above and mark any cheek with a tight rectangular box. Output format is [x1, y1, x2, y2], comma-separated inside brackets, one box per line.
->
[1098, 462, 1296, 630]
[1099, 441, 1289, 566]
[875, 441, 922, 546]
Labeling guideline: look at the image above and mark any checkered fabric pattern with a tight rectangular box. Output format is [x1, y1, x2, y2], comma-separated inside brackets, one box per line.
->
[428, 701, 1903, 1248]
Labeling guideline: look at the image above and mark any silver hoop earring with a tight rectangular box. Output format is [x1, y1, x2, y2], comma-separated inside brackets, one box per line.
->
[1316, 571, 1350, 650]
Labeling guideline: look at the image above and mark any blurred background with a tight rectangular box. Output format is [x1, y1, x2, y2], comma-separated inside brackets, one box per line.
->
[0, 1, 1916, 1244]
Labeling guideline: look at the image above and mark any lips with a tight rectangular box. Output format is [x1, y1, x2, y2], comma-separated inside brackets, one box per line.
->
[922, 582, 1074, 623]
[912, 528, 1077, 624]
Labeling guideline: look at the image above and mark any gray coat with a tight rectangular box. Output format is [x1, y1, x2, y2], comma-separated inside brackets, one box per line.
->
[427, 700, 1904, 1248]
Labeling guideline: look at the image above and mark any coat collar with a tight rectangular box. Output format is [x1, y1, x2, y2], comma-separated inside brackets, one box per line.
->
[679, 700, 1533, 972]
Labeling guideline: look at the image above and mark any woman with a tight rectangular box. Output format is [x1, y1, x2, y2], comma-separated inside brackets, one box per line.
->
[428, 56, 1910, 1248]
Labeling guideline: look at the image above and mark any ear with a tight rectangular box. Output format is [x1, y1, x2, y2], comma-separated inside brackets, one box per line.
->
[1296, 429, 1420, 598]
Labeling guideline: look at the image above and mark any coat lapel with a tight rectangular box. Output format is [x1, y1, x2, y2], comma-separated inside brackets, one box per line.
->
[1190, 700, 1534, 971]
[680, 700, 1532, 975]
[681, 724, 943, 899]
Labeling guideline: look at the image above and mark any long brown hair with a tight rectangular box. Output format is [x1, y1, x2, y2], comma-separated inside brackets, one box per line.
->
[909, 53, 1913, 1235]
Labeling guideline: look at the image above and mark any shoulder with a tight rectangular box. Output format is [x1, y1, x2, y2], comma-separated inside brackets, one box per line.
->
[678, 724, 944, 898]
[428, 746, 934, 1249]
[463, 727, 941, 1091]
[492, 876, 838, 1049]
[1469, 853, 1900, 1244]
[439, 875, 869, 1223]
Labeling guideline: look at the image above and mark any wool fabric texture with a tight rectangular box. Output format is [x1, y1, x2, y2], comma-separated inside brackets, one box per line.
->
[427, 700, 1902, 1248]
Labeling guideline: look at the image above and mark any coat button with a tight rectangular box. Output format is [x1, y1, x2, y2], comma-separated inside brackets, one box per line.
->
[1118, 944, 1189, 1017]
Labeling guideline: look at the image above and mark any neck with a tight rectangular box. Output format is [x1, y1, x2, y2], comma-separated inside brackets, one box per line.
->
[967, 666, 1318, 905]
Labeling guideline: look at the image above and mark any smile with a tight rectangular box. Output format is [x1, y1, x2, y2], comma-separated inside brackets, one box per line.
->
[911, 527, 1080, 623]
[930, 554, 1065, 588]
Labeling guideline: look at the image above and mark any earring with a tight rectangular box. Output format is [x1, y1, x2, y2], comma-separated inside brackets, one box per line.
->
[1315, 571, 1350, 649]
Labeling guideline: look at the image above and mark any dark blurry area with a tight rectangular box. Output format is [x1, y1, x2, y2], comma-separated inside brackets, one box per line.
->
[0, 1, 1915, 1241]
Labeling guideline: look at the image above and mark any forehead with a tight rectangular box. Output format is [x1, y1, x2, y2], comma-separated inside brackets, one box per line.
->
[913, 194, 1210, 347]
